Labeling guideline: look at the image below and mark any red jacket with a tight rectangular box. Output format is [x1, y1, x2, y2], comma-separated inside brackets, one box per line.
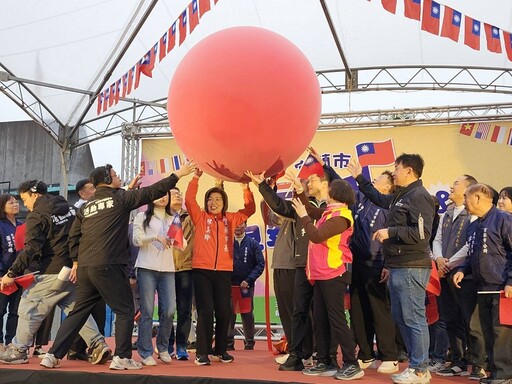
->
[185, 177, 255, 271]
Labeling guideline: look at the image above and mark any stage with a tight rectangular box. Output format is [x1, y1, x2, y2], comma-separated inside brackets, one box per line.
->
[0, 339, 474, 384]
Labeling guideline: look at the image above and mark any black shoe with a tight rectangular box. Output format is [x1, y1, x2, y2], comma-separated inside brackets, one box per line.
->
[186, 341, 196, 352]
[210, 352, 234, 363]
[302, 362, 338, 376]
[194, 354, 211, 366]
[279, 353, 305, 371]
[244, 341, 254, 350]
[131, 342, 137, 351]
[67, 350, 89, 361]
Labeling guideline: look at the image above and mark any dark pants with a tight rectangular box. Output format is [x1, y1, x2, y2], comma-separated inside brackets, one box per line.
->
[69, 300, 106, 353]
[314, 277, 357, 365]
[0, 289, 22, 345]
[478, 293, 512, 379]
[273, 268, 295, 346]
[169, 270, 193, 348]
[49, 264, 134, 359]
[228, 287, 255, 347]
[350, 264, 397, 361]
[192, 269, 231, 356]
[288, 267, 314, 359]
[34, 306, 55, 346]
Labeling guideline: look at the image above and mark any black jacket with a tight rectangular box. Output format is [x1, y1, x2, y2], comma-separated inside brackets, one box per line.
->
[356, 175, 434, 268]
[70, 174, 180, 268]
[10, 194, 75, 276]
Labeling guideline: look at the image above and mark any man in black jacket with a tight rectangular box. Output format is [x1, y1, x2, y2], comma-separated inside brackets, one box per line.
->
[0, 180, 108, 365]
[348, 154, 434, 384]
[41, 163, 195, 370]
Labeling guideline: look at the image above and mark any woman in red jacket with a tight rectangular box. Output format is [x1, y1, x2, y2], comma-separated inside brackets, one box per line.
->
[185, 169, 255, 366]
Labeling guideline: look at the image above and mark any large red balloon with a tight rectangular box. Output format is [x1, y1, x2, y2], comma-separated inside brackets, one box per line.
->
[167, 26, 321, 182]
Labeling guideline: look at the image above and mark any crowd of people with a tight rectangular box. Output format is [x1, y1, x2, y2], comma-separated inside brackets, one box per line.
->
[0, 151, 510, 384]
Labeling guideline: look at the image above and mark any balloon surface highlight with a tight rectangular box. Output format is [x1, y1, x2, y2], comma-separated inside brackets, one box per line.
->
[168, 26, 321, 181]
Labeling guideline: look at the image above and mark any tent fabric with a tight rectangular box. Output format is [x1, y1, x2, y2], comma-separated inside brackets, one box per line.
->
[1, 0, 512, 128]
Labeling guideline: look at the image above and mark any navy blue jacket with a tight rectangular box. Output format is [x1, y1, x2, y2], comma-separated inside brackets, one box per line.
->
[461, 206, 512, 290]
[0, 218, 21, 275]
[232, 235, 265, 287]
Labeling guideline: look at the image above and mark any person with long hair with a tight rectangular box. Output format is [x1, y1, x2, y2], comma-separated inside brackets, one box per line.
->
[185, 169, 255, 366]
[0, 195, 22, 350]
[133, 192, 176, 365]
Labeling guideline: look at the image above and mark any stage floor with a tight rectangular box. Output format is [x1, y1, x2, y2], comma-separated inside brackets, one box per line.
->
[0, 338, 476, 384]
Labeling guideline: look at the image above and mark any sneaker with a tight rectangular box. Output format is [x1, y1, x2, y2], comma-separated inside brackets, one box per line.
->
[377, 361, 400, 374]
[436, 363, 469, 376]
[244, 341, 255, 350]
[67, 350, 89, 361]
[40, 353, 61, 368]
[303, 356, 314, 367]
[176, 345, 189, 360]
[397, 350, 409, 363]
[0, 344, 29, 364]
[194, 354, 211, 366]
[210, 352, 234, 363]
[334, 363, 365, 380]
[186, 341, 196, 352]
[302, 363, 338, 377]
[90, 339, 111, 365]
[141, 355, 157, 366]
[158, 351, 172, 363]
[109, 356, 143, 370]
[358, 358, 375, 369]
[427, 361, 446, 372]
[33, 346, 47, 359]
[469, 366, 487, 380]
[278, 353, 304, 371]
[275, 354, 289, 365]
[392, 368, 431, 384]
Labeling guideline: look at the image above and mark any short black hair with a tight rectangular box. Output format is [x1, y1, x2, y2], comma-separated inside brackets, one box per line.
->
[19, 180, 47, 195]
[89, 166, 110, 187]
[395, 153, 425, 178]
[328, 179, 355, 206]
[499, 186, 512, 200]
[75, 179, 90, 193]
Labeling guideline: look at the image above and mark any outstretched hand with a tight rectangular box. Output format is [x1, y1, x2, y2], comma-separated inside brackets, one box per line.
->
[291, 197, 308, 218]
[284, 169, 303, 193]
[175, 160, 197, 178]
[307, 146, 324, 166]
[245, 171, 265, 186]
[347, 158, 363, 179]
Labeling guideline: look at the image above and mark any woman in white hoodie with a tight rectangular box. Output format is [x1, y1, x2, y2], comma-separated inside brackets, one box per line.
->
[133, 192, 176, 366]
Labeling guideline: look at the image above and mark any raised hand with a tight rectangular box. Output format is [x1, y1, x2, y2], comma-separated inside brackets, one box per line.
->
[175, 160, 197, 178]
[244, 170, 265, 186]
[307, 146, 324, 166]
[347, 158, 363, 178]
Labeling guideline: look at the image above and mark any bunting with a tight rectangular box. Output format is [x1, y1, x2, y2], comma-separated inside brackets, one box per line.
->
[459, 122, 512, 146]
[96, 0, 220, 115]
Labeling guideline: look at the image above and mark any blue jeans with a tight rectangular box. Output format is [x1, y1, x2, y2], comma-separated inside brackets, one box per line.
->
[169, 270, 193, 350]
[136, 268, 175, 358]
[388, 267, 431, 371]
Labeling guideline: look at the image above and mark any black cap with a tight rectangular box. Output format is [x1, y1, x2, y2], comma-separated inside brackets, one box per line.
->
[75, 179, 90, 192]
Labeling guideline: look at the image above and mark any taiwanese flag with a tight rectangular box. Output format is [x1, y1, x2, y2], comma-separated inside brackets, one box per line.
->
[356, 139, 395, 167]
[189, 0, 199, 33]
[96, 91, 103, 115]
[297, 154, 324, 180]
[127, 66, 135, 94]
[459, 123, 474, 136]
[167, 22, 177, 53]
[499, 291, 512, 325]
[404, 0, 420, 21]
[421, 0, 441, 35]
[159, 31, 168, 62]
[440, 6, 461, 42]
[108, 82, 116, 107]
[381, 0, 397, 14]
[167, 214, 184, 249]
[15, 273, 37, 289]
[179, 10, 187, 46]
[199, 0, 211, 17]
[138, 50, 153, 78]
[484, 23, 502, 53]
[114, 79, 121, 104]
[426, 259, 441, 296]
[103, 89, 109, 112]
[14, 223, 26, 251]
[504, 31, 512, 62]
[464, 16, 481, 50]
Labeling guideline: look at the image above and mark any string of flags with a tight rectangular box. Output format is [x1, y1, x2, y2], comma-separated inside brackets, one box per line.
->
[140, 154, 185, 176]
[96, 0, 219, 115]
[373, 0, 512, 60]
[459, 122, 512, 145]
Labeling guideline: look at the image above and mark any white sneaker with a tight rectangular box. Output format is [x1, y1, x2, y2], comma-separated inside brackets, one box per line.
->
[392, 367, 431, 384]
[358, 358, 376, 369]
[141, 355, 157, 366]
[427, 361, 445, 372]
[377, 360, 399, 373]
[158, 351, 172, 363]
[40, 353, 60, 368]
[109, 356, 143, 370]
[275, 353, 289, 364]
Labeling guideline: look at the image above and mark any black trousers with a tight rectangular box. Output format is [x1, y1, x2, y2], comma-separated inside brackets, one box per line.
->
[478, 293, 512, 379]
[69, 299, 106, 353]
[228, 287, 255, 346]
[192, 269, 231, 356]
[288, 267, 314, 359]
[314, 277, 357, 365]
[273, 268, 295, 346]
[350, 264, 398, 361]
[49, 264, 134, 359]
